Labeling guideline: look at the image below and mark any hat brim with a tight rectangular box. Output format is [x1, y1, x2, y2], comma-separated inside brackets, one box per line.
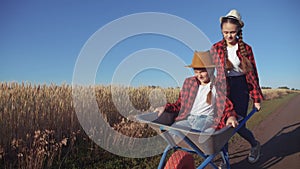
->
[220, 16, 244, 27]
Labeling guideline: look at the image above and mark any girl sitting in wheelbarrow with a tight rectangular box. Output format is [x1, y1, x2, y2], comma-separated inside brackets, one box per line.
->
[154, 51, 238, 132]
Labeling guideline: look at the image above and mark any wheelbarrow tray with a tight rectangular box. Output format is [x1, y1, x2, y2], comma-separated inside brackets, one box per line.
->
[136, 112, 240, 155]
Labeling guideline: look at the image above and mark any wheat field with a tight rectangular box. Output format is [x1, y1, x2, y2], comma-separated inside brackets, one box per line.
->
[0, 82, 294, 168]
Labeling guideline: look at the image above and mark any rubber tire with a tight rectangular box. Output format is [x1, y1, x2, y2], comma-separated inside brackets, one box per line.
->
[164, 150, 195, 169]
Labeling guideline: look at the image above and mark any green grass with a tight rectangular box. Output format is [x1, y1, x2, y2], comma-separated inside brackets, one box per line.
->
[247, 92, 298, 129]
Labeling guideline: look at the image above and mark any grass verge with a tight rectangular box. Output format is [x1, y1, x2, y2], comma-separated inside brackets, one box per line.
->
[247, 92, 299, 129]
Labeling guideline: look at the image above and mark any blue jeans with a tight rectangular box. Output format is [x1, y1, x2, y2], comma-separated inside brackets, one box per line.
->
[174, 115, 214, 131]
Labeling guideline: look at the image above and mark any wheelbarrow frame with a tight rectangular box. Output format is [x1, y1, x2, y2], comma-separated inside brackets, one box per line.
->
[136, 108, 258, 169]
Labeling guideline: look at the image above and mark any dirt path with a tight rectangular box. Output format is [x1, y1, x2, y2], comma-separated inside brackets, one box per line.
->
[229, 94, 300, 169]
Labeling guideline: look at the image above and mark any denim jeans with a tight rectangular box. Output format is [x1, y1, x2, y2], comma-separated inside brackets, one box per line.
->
[174, 114, 214, 131]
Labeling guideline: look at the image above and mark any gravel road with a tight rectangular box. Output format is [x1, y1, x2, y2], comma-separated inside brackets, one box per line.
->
[230, 94, 300, 169]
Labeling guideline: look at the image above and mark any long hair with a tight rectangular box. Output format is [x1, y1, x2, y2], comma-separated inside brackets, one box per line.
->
[221, 18, 253, 73]
[206, 69, 215, 105]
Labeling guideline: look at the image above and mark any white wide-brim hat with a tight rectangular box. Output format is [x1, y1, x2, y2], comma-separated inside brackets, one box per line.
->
[220, 9, 244, 27]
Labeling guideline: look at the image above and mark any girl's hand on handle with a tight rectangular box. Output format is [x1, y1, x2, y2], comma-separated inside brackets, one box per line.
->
[154, 106, 165, 117]
[226, 116, 239, 128]
[254, 102, 261, 111]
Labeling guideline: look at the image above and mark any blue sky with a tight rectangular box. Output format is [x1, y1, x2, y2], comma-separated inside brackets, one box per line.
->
[1, 0, 300, 89]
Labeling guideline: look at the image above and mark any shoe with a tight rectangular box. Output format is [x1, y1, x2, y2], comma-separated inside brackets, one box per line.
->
[218, 162, 227, 169]
[248, 141, 261, 163]
[218, 151, 229, 169]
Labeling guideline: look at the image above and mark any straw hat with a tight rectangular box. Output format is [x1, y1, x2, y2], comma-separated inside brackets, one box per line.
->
[219, 9, 244, 27]
[186, 51, 215, 68]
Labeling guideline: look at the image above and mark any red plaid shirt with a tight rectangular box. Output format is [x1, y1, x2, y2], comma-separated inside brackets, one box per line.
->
[210, 40, 264, 103]
[164, 76, 237, 129]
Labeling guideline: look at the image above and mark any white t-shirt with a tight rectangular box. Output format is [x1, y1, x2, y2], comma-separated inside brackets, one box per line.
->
[189, 82, 216, 116]
[227, 44, 244, 76]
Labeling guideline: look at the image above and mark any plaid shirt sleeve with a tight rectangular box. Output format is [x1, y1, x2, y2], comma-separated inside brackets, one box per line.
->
[218, 96, 237, 129]
[165, 77, 199, 121]
[244, 44, 264, 103]
[210, 42, 238, 129]
[164, 77, 190, 114]
[214, 80, 237, 129]
[164, 93, 181, 113]
[210, 42, 226, 86]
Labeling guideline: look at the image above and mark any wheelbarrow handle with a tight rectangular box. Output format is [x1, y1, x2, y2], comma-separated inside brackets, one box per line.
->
[234, 108, 258, 133]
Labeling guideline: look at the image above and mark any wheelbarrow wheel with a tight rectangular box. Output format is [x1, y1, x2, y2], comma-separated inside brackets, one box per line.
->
[164, 150, 195, 169]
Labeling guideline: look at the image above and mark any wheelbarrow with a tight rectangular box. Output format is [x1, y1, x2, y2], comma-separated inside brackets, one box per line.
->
[136, 108, 258, 169]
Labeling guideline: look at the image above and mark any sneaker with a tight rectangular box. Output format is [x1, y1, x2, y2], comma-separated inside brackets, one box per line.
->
[248, 141, 261, 163]
[218, 151, 229, 169]
[218, 162, 227, 169]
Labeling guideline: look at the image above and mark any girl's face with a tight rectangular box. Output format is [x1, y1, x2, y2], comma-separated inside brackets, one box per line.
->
[194, 68, 210, 85]
[222, 22, 239, 46]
